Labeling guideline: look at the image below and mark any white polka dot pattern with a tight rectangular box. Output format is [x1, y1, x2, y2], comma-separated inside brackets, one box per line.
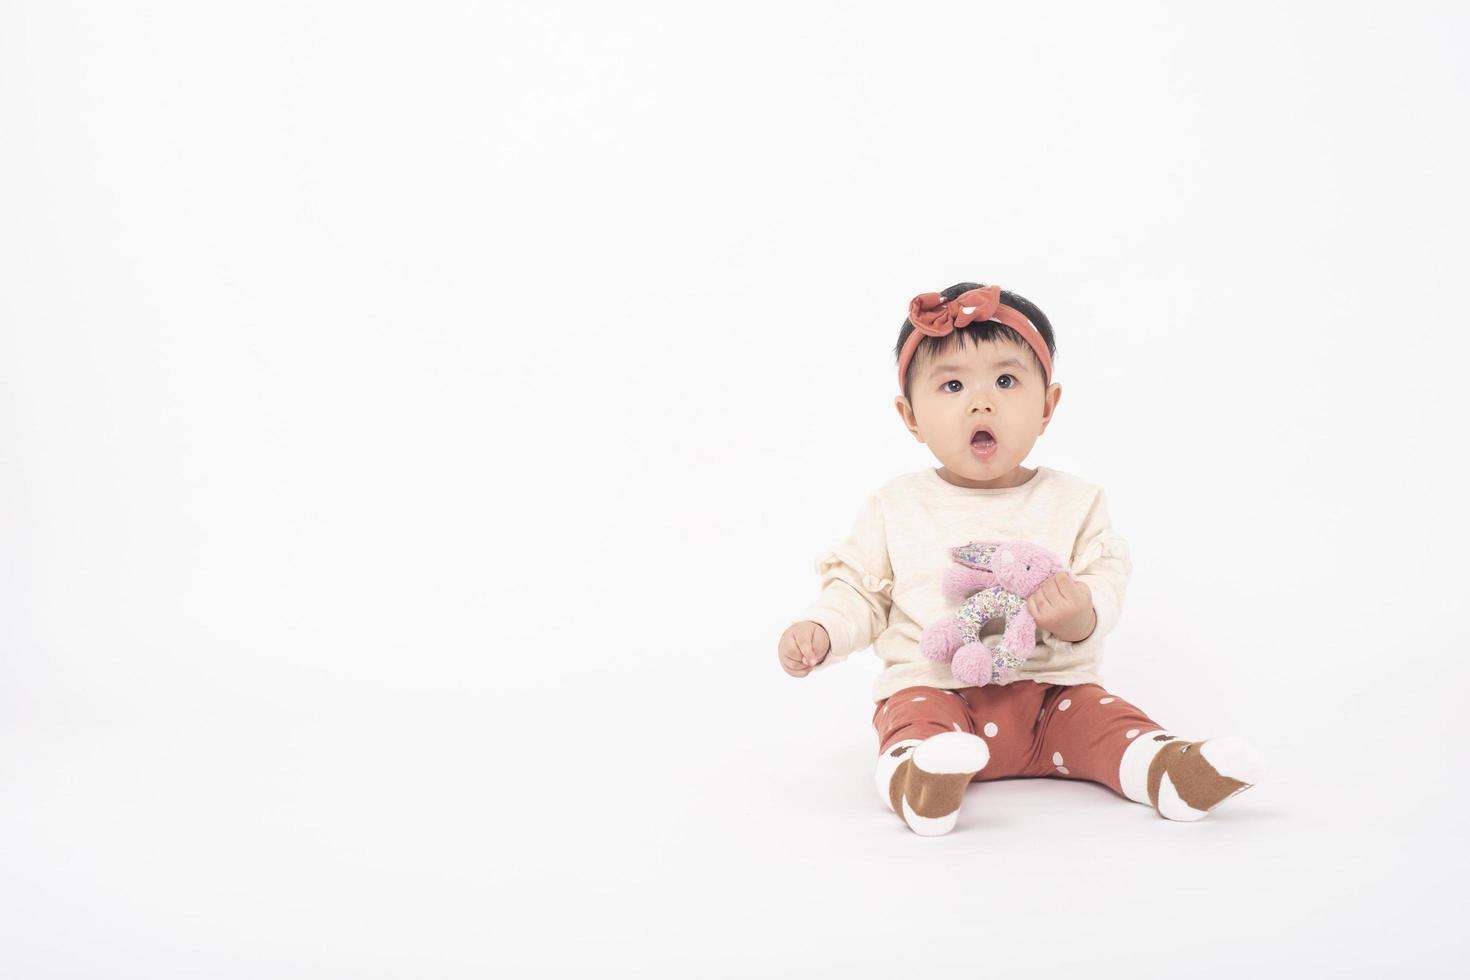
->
[984, 722, 998, 737]
[1100, 697, 1115, 704]
[1125, 729, 1139, 739]
[1058, 699, 1072, 711]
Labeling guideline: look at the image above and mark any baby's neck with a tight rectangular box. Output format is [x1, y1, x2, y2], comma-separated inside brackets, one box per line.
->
[935, 465, 1037, 490]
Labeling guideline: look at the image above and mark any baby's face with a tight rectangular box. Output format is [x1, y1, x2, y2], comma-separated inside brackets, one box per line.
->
[895, 336, 1062, 486]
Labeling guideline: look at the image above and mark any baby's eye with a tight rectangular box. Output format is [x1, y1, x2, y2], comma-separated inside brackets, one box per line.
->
[996, 374, 1018, 389]
[942, 380, 963, 393]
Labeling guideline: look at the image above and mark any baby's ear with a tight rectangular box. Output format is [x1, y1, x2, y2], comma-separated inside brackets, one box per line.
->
[894, 397, 922, 441]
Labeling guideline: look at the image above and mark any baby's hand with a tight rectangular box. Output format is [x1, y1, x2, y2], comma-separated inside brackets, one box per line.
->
[778, 621, 830, 678]
[1026, 573, 1097, 643]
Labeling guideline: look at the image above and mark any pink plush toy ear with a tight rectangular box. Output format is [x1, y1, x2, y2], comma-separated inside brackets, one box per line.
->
[943, 541, 1003, 600]
[949, 541, 1002, 572]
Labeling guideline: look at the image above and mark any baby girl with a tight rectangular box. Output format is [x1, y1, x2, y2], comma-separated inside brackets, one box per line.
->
[778, 282, 1261, 836]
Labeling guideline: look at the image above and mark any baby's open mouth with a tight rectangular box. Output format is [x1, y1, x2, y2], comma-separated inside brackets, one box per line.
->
[970, 428, 998, 459]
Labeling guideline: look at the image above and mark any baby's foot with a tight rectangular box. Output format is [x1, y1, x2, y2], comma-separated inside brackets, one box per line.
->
[878, 731, 990, 836]
[1131, 734, 1262, 821]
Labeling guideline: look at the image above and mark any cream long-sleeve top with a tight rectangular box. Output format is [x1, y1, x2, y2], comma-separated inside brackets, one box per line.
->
[792, 465, 1133, 702]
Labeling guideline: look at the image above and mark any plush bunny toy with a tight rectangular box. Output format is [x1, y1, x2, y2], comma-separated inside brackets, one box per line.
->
[919, 539, 1074, 686]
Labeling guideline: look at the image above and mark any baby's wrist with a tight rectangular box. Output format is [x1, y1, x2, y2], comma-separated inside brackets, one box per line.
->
[1072, 606, 1099, 643]
[1053, 606, 1097, 643]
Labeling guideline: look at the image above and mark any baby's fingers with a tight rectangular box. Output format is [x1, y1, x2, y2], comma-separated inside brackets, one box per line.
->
[796, 628, 826, 666]
[778, 646, 812, 677]
[806, 628, 830, 663]
[793, 631, 817, 664]
[779, 633, 802, 662]
[778, 632, 812, 671]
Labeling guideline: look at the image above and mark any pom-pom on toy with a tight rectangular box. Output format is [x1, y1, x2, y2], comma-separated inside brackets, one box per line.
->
[919, 539, 1073, 686]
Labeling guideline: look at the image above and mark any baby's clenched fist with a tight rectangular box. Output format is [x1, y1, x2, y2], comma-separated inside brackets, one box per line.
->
[1026, 572, 1097, 643]
[778, 621, 830, 677]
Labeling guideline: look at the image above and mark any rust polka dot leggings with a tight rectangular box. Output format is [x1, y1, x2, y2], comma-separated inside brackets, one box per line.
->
[873, 680, 1260, 834]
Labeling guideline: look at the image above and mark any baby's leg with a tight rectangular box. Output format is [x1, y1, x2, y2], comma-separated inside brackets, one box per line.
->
[871, 687, 989, 836]
[1033, 684, 1262, 820]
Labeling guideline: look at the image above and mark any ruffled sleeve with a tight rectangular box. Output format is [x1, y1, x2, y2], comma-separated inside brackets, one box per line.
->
[791, 493, 894, 671]
[1056, 487, 1133, 659]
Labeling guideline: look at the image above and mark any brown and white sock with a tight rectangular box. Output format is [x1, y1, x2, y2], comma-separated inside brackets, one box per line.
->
[1119, 731, 1262, 821]
[876, 731, 991, 836]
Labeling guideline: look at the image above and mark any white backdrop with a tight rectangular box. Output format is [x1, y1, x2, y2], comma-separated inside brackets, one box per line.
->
[2, 2, 1467, 977]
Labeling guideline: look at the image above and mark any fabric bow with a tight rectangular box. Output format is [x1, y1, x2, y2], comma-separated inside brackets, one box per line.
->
[906, 284, 1002, 337]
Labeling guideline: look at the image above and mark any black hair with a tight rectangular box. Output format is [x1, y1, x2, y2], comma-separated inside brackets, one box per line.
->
[894, 282, 1057, 401]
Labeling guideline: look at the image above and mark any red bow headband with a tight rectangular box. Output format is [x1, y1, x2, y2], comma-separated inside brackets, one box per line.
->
[897, 284, 1053, 393]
